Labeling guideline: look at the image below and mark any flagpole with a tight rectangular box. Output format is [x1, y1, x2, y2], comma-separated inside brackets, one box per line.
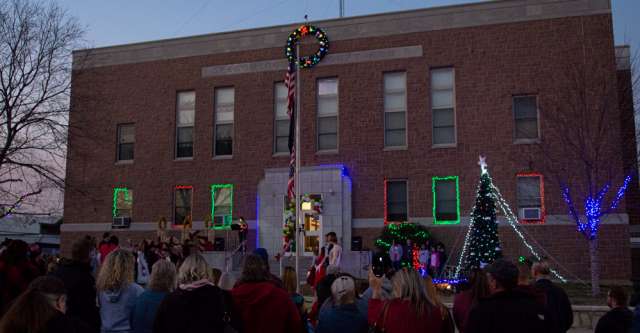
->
[294, 43, 301, 293]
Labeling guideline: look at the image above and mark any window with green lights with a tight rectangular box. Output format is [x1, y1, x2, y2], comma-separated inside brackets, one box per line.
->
[113, 188, 133, 219]
[211, 184, 233, 229]
[433, 176, 460, 224]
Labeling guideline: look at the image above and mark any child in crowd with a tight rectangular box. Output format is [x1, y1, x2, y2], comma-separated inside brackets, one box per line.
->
[429, 245, 440, 277]
[418, 244, 430, 276]
[389, 240, 403, 271]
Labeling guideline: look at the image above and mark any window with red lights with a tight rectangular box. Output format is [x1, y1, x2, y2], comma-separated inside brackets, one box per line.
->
[516, 173, 545, 223]
[174, 185, 193, 226]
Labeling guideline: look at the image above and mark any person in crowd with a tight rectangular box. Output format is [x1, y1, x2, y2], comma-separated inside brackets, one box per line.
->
[99, 234, 119, 264]
[389, 240, 403, 271]
[437, 243, 448, 276]
[515, 261, 545, 307]
[51, 237, 102, 332]
[418, 244, 430, 275]
[368, 268, 444, 332]
[309, 265, 341, 325]
[0, 275, 91, 333]
[153, 254, 240, 333]
[402, 239, 414, 265]
[218, 272, 237, 291]
[135, 245, 150, 287]
[29, 243, 47, 275]
[429, 245, 440, 277]
[232, 254, 301, 333]
[595, 286, 633, 333]
[362, 253, 395, 307]
[317, 274, 368, 333]
[466, 259, 544, 333]
[313, 247, 327, 288]
[97, 249, 144, 333]
[424, 275, 456, 333]
[532, 260, 573, 333]
[452, 269, 490, 333]
[632, 297, 640, 333]
[0, 239, 40, 316]
[211, 267, 222, 286]
[283, 266, 307, 333]
[326, 232, 342, 268]
[132, 260, 176, 333]
[252, 247, 284, 288]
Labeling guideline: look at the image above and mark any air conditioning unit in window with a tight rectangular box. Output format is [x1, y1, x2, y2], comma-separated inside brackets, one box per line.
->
[112, 217, 131, 229]
[520, 208, 541, 221]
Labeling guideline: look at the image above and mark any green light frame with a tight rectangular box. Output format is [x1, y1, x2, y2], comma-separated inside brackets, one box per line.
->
[210, 184, 233, 230]
[432, 176, 460, 225]
[112, 187, 132, 218]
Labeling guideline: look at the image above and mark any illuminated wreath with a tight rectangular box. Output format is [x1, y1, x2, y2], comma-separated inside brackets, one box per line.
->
[285, 24, 329, 69]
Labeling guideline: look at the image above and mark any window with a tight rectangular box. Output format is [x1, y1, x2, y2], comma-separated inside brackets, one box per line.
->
[176, 91, 195, 158]
[384, 72, 407, 148]
[385, 180, 407, 223]
[112, 188, 133, 218]
[117, 124, 134, 161]
[214, 87, 234, 156]
[517, 173, 544, 222]
[317, 78, 338, 151]
[433, 176, 460, 224]
[513, 96, 539, 140]
[431, 68, 455, 146]
[211, 184, 233, 230]
[274, 83, 289, 154]
[174, 186, 192, 225]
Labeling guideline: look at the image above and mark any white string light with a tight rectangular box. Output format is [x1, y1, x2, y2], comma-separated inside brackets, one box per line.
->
[454, 163, 567, 282]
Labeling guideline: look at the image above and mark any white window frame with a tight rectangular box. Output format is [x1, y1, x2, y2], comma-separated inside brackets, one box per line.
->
[384, 72, 408, 149]
[175, 91, 195, 159]
[116, 123, 135, 162]
[214, 87, 235, 158]
[513, 95, 541, 143]
[274, 82, 289, 155]
[316, 78, 339, 153]
[430, 67, 457, 148]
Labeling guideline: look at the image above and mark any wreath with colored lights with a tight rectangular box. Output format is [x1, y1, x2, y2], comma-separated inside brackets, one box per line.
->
[301, 194, 323, 215]
[285, 24, 329, 68]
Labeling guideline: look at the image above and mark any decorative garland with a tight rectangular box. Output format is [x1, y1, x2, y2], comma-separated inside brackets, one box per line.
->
[301, 194, 323, 215]
[285, 24, 329, 68]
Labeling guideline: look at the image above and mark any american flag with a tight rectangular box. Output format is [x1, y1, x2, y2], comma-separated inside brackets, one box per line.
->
[285, 63, 296, 201]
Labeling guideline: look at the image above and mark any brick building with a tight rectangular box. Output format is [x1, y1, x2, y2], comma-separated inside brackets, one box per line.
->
[64, 0, 637, 281]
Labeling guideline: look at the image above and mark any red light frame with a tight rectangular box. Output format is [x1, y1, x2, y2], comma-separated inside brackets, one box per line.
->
[384, 178, 389, 225]
[174, 185, 194, 228]
[516, 172, 545, 224]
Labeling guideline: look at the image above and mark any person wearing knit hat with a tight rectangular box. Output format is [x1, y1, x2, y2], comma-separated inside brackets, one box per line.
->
[316, 274, 367, 333]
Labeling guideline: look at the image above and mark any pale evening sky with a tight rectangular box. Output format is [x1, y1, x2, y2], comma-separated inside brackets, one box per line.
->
[56, 0, 639, 53]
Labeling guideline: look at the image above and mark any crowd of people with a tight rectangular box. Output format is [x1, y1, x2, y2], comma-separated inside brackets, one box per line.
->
[0, 233, 639, 333]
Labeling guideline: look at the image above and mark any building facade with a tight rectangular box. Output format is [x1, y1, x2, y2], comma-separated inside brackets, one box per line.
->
[64, 0, 636, 280]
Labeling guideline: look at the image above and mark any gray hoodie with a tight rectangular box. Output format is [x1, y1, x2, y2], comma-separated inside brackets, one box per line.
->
[360, 276, 393, 307]
[99, 283, 144, 333]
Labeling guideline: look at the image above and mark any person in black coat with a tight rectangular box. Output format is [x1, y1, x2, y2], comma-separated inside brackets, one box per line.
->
[466, 259, 545, 333]
[153, 254, 241, 333]
[595, 286, 633, 333]
[50, 237, 101, 333]
[532, 260, 573, 333]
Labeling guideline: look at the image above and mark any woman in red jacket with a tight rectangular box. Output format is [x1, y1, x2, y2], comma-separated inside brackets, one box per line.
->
[368, 268, 445, 333]
[232, 254, 302, 333]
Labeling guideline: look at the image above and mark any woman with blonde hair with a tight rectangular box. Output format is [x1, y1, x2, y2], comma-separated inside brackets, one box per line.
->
[423, 275, 456, 333]
[132, 260, 176, 333]
[153, 254, 240, 333]
[97, 249, 144, 333]
[368, 268, 445, 333]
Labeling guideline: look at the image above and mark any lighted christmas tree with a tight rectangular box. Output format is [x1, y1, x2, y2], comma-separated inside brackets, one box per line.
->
[466, 156, 502, 269]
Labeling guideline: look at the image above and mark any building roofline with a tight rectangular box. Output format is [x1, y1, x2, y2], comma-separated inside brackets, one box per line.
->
[73, 0, 611, 69]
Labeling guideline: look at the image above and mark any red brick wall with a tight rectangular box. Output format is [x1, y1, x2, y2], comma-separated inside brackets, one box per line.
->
[65, 14, 632, 280]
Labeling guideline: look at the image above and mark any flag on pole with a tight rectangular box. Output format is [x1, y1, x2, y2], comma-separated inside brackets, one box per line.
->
[285, 63, 296, 201]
